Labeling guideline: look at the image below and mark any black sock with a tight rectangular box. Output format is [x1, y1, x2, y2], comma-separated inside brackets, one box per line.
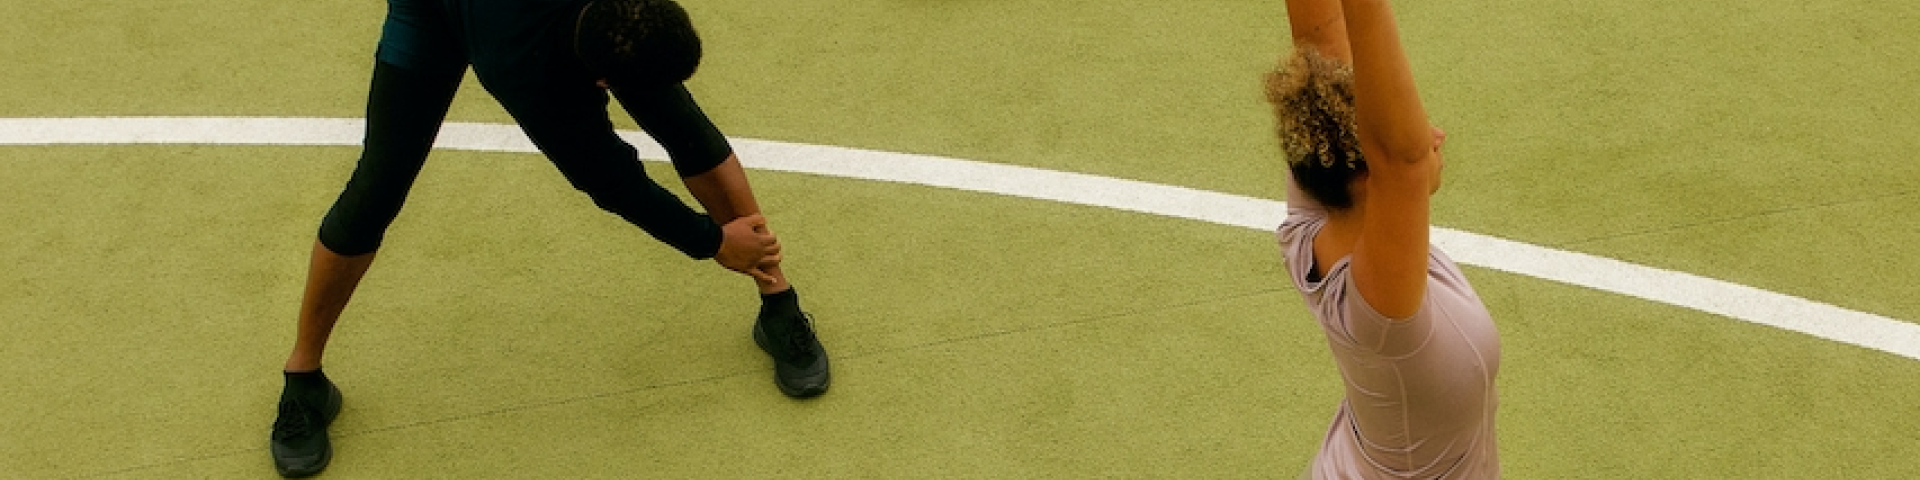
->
[758, 288, 801, 326]
[282, 368, 330, 399]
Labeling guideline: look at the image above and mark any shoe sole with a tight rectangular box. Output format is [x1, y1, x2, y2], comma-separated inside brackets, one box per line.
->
[276, 447, 331, 479]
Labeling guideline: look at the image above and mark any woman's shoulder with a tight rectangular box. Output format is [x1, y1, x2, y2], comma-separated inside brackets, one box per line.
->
[1277, 210, 1332, 291]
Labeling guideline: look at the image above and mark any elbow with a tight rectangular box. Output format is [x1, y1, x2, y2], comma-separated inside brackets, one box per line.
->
[1360, 139, 1431, 167]
[1361, 123, 1444, 167]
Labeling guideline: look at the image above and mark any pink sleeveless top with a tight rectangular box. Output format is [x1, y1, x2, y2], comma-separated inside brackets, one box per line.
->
[1277, 179, 1501, 479]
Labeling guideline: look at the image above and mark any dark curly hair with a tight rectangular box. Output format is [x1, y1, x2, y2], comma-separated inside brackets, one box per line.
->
[574, 0, 702, 88]
[1265, 47, 1366, 210]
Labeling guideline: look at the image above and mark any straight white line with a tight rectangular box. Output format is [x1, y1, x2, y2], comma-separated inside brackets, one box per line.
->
[5, 116, 1916, 361]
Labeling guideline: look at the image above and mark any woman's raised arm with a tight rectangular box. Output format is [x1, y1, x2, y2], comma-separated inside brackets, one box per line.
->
[1341, 0, 1444, 319]
[1339, 0, 1433, 165]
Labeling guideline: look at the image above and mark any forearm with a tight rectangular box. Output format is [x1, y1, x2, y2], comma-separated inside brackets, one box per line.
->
[682, 154, 790, 292]
[1286, 0, 1351, 62]
[622, 180, 726, 259]
[681, 154, 762, 222]
[1339, 0, 1433, 164]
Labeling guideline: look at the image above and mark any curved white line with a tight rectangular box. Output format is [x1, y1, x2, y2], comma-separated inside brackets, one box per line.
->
[5, 116, 1917, 361]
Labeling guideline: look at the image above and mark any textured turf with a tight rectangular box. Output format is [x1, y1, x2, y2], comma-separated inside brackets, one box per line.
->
[3, 0, 1918, 479]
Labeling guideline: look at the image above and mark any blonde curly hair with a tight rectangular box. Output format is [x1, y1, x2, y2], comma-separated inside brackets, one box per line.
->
[1265, 47, 1365, 209]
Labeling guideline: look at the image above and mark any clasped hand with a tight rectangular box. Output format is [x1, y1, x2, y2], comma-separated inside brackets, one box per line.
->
[714, 214, 781, 284]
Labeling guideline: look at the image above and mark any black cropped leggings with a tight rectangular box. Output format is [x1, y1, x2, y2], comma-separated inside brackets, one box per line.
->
[316, 60, 463, 256]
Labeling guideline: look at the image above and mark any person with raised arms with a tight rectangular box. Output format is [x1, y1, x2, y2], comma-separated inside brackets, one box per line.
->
[1267, 0, 1501, 477]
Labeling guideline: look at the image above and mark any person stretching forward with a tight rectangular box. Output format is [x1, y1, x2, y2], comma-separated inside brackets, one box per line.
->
[269, 0, 830, 476]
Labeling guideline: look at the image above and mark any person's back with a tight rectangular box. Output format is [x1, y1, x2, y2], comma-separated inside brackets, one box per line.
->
[1279, 197, 1499, 479]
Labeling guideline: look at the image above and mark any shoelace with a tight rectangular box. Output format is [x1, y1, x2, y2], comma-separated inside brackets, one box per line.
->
[272, 397, 315, 442]
[783, 314, 818, 360]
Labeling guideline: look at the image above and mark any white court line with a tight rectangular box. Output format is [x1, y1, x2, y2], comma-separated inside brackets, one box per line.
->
[5, 116, 1917, 361]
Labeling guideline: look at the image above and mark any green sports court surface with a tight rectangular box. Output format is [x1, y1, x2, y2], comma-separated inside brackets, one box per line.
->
[3, 1, 1917, 478]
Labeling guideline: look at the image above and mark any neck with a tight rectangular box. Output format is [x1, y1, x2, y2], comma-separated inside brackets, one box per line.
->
[1312, 200, 1366, 277]
[1321, 203, 1364, 245]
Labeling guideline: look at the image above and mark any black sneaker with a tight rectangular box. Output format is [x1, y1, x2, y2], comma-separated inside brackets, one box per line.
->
[270, 376, 343, 478]
[753, 312, 831, 398]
